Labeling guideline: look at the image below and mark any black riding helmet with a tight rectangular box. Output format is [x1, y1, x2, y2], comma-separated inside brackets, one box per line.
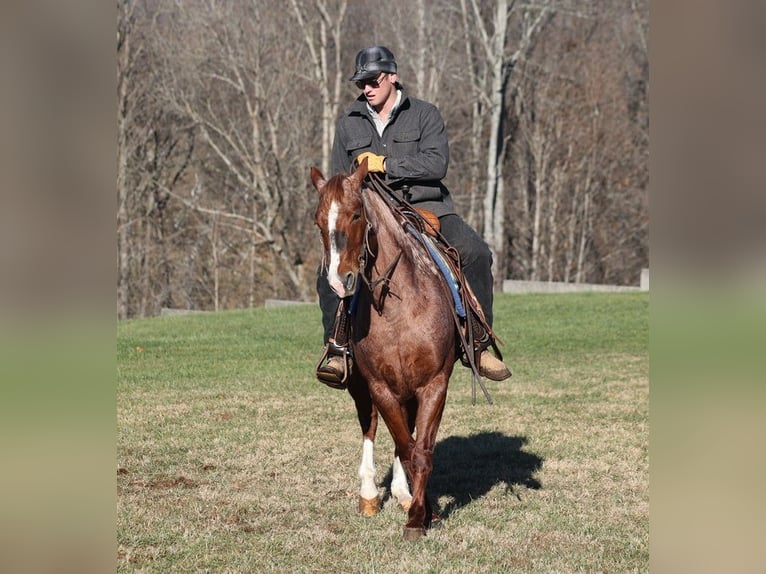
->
[349, 46, 397, 81]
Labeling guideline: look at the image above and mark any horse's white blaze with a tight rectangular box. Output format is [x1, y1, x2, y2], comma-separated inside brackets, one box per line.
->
[391, 455, 412, 506]
[358, 438, 377, 500]
[326, 200, 345, 295]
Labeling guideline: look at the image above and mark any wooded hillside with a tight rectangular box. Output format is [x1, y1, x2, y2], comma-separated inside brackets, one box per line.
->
[117, 0, 648, 318]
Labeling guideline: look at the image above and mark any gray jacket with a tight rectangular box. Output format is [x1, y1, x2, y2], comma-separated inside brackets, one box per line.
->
[331, 87, 456, 217]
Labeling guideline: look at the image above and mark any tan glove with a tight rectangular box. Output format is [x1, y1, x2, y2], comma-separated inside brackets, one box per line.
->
[357, 152, 386, 173]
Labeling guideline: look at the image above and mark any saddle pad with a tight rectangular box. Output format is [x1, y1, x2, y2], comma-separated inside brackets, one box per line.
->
[421, 234, 466, 319]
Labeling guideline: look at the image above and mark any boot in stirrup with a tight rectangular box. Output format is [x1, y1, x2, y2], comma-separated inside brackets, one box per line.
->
[315, 339, 352, 389]
[471, 327, 512, 382]
[479, 349, 511, 381]
[315, 300, 353, 389]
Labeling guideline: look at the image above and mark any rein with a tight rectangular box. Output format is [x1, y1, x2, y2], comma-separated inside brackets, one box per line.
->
[364, 248, 402, 313]
[361, 173, 495, 406]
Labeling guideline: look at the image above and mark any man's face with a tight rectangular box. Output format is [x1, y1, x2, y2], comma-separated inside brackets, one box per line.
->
[356, 73, 396, 108]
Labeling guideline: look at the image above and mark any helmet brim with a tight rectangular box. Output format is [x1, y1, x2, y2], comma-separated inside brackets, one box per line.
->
[349, 69, 380, 82]
[349, 62, 397, 82]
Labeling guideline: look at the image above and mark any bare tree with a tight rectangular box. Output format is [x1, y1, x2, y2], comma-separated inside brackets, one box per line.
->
[117, 0, 648, 317]
[116, 0, 136, 319]
[459, 0, 555, 284]
[289, 0, 348, 174]
[456, 0, 489, 228]
[508, 3, 648, 285]
[154, 0, 317, 307]
[118, 0, 195, 318]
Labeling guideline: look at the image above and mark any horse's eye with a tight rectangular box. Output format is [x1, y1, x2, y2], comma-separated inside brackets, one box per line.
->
[351, 212, 362, 222]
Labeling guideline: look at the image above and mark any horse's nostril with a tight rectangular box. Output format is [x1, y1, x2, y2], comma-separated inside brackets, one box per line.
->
[345, 273, 356, 291]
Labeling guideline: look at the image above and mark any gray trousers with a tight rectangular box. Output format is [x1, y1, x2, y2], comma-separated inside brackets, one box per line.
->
[317, 214, 494, 343]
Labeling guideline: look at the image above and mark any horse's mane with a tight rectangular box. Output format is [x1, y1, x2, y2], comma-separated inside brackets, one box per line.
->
[362, 188, 439, 278]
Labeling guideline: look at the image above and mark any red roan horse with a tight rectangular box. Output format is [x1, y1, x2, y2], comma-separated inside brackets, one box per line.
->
[311, 158, 458, 540]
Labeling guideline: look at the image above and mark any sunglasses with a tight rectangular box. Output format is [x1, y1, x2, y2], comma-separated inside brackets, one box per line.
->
[355, 74, 387, 90]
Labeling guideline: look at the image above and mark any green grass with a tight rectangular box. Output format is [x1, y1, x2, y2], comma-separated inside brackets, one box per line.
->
[118, 292, 648, 573]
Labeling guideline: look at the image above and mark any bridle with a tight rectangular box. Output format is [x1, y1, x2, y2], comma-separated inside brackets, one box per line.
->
[360, 227, 402, 315]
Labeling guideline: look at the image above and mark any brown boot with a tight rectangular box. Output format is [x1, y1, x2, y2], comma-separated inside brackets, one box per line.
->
[316, 355, 351, 389]
[479, 350, 512, 381]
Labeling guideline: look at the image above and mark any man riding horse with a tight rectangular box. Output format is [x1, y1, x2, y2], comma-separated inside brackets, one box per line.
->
[316, 45, 511, 387]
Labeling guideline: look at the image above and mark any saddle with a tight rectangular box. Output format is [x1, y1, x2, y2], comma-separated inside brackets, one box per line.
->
[398, 207, 504, 363]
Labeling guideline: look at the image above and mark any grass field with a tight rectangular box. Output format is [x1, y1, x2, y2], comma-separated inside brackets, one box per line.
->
[117, 292, 648, 573]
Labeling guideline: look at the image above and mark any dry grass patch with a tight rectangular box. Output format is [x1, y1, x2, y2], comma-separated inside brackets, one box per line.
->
[118, 293, 648, 572]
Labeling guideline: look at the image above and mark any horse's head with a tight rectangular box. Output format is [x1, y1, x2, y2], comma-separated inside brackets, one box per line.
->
[311, 159, 369, 298]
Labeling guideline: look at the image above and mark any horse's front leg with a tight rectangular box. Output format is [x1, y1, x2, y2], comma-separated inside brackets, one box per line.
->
[358, 429, 380, 516]
[349, 377, 380, 516]
[403, 381, 448, 540]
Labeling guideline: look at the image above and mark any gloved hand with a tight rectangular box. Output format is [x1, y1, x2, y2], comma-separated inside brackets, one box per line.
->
[357, 152, 386, 173]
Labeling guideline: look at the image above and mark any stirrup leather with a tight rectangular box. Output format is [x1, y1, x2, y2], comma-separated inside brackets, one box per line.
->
[315, 298, 353, 388]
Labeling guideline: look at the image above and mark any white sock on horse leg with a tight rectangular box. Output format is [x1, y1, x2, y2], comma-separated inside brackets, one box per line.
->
[358, 438, 377, 500]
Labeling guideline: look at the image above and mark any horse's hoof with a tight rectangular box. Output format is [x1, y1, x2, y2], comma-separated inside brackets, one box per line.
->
[398, 498, 412, 512]
[358, 496, 380, 516]
[402, 526, 426, 541]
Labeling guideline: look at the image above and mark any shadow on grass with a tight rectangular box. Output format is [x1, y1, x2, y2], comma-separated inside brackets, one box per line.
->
[381, 431, 543, 520]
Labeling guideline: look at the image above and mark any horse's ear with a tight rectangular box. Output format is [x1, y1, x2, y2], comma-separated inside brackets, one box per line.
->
[310, 167, 326, 191]
[352, 157, 369, 185]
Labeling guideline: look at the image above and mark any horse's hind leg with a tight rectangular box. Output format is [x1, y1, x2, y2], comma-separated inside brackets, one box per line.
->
[391, 455, 412, 511]
[392, 398, 414, 510]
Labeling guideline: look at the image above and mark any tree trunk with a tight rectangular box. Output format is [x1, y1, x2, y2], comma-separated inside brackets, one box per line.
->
[116, 0, 132, 320]
[481, 0, 509, 279]
[576, 191, 591, 283]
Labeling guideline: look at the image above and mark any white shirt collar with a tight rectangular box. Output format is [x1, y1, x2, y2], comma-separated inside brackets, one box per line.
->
[367, 89, 402, 136]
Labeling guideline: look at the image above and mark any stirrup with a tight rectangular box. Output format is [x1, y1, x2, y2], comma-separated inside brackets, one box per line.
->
[315, 340, 352, 389]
